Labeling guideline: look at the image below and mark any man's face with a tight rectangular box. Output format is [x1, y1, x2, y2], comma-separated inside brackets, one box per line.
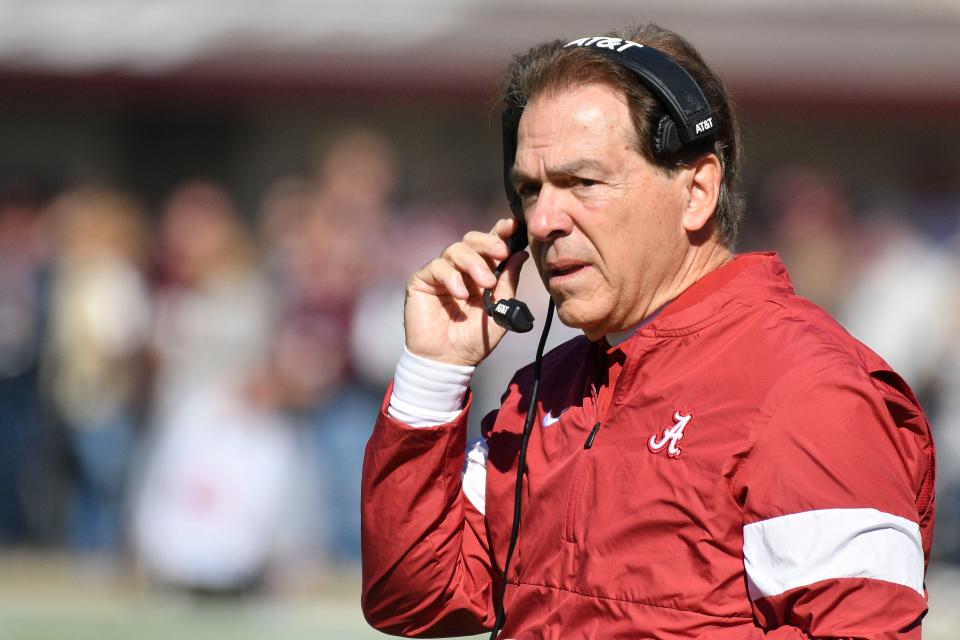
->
[512, 82, 692, 339]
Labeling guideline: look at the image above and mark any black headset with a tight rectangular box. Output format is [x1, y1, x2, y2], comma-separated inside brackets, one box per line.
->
[486, 36, 716, 639]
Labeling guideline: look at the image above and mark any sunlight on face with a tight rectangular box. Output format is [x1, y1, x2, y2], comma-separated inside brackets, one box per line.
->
[513, 83, 690, 339]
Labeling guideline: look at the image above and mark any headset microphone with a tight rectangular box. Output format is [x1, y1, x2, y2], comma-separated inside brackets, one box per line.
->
[483, 228, 534, 333]
[483, 289, 535, 333]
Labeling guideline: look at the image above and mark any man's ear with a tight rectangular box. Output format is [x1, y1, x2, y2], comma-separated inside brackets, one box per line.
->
[681, 153, 722, 233]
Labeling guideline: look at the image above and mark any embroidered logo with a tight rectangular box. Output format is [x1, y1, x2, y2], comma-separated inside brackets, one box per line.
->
[647, 410, 693, 458]
[542, 408, 567, 427]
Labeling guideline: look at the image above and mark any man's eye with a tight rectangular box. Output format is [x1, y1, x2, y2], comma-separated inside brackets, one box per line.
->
[518, 183, 540, 199]
[576, 178, 598, 188]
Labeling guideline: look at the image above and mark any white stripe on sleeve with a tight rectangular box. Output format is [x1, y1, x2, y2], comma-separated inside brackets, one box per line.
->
[461, 438, 488, 515]
[743, 507, 924, 600]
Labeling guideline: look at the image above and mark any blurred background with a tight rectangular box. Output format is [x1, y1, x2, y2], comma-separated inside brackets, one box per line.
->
[0, 1, 959, 638]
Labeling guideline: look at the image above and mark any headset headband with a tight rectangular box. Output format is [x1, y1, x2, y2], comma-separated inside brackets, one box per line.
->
[502, 36, 717, 232]
[563, 37, 715, 146]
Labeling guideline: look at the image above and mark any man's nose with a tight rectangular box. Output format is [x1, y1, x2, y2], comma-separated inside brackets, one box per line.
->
[525, 186, 574, 242]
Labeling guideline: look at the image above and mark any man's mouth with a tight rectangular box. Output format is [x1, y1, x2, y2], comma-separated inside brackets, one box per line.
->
[547, 261, 587, 280]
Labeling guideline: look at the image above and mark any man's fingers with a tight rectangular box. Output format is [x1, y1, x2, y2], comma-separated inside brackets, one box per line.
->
[412, 219, 525, 301]
[442, 242, 498, 290]
[462, 230, 510, 264]
[415, 258, 471, 299]
[461, 216, 526, 274]
[491, 216, 520, 241]
[493, 216, 528, 257]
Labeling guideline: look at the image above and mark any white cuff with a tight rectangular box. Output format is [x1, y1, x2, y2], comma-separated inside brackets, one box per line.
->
[388, 346, 475, 428]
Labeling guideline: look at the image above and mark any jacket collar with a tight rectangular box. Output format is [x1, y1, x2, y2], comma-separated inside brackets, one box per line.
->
[613, 252, 795, 341]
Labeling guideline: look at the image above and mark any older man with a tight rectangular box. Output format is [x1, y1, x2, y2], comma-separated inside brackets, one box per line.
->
[361, 23, 934, 639]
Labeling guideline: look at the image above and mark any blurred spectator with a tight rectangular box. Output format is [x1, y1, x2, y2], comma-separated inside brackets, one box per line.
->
[761, 165, 863, 315]
[146, 180, 275, 418]
[133, 180, 296, 592]
[930, 269, 960, 564]
[256, 176, 354, 412]
[0, 179, 50, 542]
[840, 216, 958, 398]
[258, 129, 405, 565]
[39, 185, 151, 552]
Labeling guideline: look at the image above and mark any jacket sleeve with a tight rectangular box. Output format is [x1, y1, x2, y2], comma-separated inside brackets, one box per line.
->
[361, 384, 497, 636]
[731, 361, 935, 640]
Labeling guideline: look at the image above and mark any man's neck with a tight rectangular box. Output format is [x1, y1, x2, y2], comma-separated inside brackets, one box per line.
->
[606, 304, 667, 346]
[587, 241, 733, 342]
[662, 242, 733, 310]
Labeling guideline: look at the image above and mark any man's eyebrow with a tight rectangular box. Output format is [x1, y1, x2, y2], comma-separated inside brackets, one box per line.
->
[509, 159, 609, 185]
[508, 165, 533, 186]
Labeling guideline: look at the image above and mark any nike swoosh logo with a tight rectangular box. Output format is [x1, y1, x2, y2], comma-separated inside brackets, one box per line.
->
[542, 410, 566, 427]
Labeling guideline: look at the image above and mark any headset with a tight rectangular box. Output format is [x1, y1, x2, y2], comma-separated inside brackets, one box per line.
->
[485, 36, 716, 638]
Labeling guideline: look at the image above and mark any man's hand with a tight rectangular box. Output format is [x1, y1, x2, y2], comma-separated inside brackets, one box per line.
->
[404, 217, 528, 367]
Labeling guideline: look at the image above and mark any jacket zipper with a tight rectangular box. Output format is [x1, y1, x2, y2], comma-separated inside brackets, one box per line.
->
[563, 384, 603, 542]
[583, 421, 602, 449]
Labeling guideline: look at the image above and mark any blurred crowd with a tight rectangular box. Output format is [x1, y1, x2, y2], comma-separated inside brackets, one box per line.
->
[0, 128, 485, 592]
[0, 127, 959, 595]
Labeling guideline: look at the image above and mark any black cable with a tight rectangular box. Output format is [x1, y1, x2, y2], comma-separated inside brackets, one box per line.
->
[489, 297, 555, 639]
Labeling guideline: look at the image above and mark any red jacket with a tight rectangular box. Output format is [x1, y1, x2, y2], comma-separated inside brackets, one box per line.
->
[361, 253, 935, 639]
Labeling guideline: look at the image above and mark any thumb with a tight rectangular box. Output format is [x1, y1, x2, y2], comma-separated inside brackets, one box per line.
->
[494, 249, 529, 301]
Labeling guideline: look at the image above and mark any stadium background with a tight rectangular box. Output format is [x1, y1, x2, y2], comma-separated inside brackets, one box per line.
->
[0, 2, 959, 637]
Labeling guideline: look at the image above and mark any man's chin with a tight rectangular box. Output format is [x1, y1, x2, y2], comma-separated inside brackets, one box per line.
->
[553, 299, 605, 339]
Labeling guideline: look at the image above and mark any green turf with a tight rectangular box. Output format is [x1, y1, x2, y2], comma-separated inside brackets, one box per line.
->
[0, 552, 486, 640]
[1, 552, 957, 639]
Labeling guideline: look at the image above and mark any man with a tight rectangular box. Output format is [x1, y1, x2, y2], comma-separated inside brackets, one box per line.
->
[361, 23, 935, 639]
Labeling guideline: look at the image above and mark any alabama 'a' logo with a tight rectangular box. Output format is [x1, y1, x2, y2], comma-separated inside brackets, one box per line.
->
[647, 411, 693, 458]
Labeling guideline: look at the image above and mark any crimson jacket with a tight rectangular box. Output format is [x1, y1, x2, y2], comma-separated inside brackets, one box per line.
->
[361, 253, 935, 639]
